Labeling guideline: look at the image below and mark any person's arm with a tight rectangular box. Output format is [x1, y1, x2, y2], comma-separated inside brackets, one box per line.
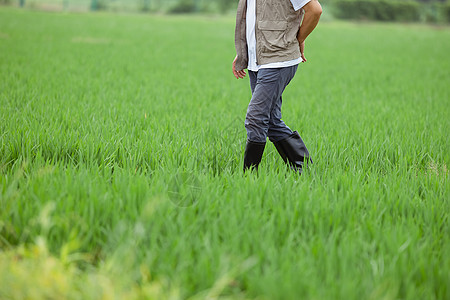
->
[233, 55, 247, 79]
[297, 0, 322, 62]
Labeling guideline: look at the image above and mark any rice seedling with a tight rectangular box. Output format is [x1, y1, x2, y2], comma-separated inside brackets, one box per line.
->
[0, 7, 449, 299]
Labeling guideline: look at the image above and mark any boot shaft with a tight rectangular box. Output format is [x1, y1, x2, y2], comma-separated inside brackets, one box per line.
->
[243, 140, 266, 172]
[273, 131, 312, 173]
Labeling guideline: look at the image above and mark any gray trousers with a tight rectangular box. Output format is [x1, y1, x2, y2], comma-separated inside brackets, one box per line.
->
[245, 65, 298, 143]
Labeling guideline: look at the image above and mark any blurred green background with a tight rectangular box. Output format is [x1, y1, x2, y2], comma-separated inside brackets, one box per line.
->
[1, 0, 450, 23]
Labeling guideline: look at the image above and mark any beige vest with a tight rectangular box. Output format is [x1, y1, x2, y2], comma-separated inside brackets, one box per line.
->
[234, 0, 304, 71]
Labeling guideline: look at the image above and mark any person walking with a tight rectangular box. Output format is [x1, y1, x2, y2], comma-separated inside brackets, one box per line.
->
[233, 0, 322, 173]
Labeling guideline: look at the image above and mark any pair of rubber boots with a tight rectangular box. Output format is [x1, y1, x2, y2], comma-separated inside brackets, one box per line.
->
[243, 131, 312, 174]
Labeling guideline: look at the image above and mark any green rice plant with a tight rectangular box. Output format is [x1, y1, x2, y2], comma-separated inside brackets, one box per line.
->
[0, 7, 449, 300]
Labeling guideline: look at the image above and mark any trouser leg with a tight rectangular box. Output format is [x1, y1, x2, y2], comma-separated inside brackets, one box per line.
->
[267, 65, 298, 143]
[265, 67, 312, 173]
[243, 66, 298, 172]
[266, 95, 293, 142]
[245, 66, 298, 143]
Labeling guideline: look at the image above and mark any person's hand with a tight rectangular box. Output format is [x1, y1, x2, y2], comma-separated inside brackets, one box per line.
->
[232, 55, 246, 79]
[299, 40, 307, 63]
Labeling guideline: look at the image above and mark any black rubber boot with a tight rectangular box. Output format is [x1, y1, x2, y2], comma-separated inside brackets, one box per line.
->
[273, 131, 312, 174]
[243, 140, 266, 172]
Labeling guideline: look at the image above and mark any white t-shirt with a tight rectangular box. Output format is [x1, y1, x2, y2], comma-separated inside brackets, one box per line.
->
[246, 0, 311, 72]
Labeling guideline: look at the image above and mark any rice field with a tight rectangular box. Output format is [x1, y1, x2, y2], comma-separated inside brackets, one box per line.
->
[0, 7, 449, 300]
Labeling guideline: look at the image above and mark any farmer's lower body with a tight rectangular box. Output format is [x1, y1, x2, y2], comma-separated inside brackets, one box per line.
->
[243, 65, 312, 173]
